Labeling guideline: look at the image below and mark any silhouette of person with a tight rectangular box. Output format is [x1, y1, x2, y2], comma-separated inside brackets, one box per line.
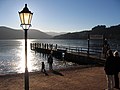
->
[104, 50, 115, 90]
[103, 39, 110, 58]
[41, 62, 48, 76]
[48, 53, 53, 71]
[113, 51, 120, 89]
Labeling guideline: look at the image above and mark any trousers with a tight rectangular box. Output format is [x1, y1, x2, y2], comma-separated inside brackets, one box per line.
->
[106, 75, 114, 90]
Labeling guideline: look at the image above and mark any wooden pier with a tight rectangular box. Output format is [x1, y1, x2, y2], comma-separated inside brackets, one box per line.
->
[30, 43, 105, 66]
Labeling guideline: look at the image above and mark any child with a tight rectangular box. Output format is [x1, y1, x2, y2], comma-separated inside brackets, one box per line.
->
[41, 62, 48, 76]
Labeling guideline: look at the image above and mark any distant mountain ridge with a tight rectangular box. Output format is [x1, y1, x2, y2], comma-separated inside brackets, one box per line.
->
[45, 32, 67, 36]
[0, 26, 52, 39]
[1, 24, 120, 40]
[54, 24, 120, 40]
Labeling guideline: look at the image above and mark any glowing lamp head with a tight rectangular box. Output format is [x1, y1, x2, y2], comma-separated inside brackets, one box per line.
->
[19, 4, 33, 30]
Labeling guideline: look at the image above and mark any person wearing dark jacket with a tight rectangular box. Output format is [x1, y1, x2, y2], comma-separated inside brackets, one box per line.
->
[48, 54, 53, 71]
[104, 50, 115, 90]
[113, 51, 120, 89]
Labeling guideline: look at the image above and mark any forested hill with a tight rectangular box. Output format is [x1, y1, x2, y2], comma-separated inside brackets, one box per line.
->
[0, 26, 52, 39]
[53, 24, 120, 40]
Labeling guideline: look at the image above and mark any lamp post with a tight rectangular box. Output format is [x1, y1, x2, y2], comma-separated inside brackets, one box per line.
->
[19, 4, 33, 90]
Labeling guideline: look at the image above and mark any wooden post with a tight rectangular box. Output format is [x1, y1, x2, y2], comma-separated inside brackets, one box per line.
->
[88, 34, 90, 57]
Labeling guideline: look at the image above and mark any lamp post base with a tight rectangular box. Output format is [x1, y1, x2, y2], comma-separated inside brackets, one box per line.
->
[25, 68, 29, 90]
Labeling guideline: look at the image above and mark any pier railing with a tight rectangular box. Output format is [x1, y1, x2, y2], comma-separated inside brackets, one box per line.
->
[30, 43, 106, 65]
[30, 43, 103, 59]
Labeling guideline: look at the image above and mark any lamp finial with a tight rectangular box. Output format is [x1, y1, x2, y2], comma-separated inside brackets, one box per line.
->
[25, 4, 27, 7]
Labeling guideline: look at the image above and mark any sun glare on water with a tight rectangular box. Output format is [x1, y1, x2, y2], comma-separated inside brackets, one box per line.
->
[18, 39, 33, 73]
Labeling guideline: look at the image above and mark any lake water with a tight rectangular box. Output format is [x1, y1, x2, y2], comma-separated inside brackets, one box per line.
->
[0, 39, 120, 75]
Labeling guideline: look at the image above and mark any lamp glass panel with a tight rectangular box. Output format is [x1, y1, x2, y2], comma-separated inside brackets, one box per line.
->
[28, 14, 32, 25]
[19, 13, 24, 24]
[24, 13, 30, 24]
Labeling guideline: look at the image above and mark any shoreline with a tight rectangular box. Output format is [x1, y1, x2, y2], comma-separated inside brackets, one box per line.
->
[0, 64, 89, 76]
[0, 66, 110, 90]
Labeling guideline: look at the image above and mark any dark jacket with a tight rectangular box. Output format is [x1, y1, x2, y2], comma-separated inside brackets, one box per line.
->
[104, 56, 116, 75]
[48, 55, 53, 64]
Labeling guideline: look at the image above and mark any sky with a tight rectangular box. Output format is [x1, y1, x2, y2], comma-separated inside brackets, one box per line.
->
[0, 0, 120, 32]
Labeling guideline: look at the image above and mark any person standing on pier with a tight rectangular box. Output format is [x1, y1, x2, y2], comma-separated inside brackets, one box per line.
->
[113, 51, 120, 89]
[48, 53, 53, 71]
[103, 39, 110, 58]
[104, 50, 115, 90]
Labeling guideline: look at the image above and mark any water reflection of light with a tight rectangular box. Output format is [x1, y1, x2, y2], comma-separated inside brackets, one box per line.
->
[16, 39, 76, 74]
[18, 39, 33, 73]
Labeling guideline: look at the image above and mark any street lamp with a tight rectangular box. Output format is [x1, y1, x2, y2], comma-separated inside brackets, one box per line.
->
[19, 4, 33, 90]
